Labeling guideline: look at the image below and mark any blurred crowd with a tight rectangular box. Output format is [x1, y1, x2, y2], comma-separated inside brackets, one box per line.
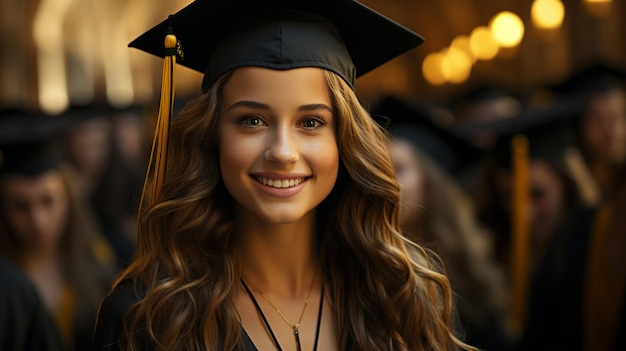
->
[374, 60, 626, 351]
[1, 104, 147, 350]
[1, 60, 625, 351]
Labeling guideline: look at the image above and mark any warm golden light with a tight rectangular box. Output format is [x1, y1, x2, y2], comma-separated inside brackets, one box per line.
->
[451, 35, 476, 63]
[422, 52, 447, 86]
[490, 11, 525, 48]
[33, 0, 73, 114]
[469, 26, 500, 60]
[441, 47, 472, 84]
[531, 0, 565, 29]
[583, 0, 613, 18]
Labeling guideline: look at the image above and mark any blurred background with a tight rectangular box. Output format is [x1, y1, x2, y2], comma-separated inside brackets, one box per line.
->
[0, 1, 625, 351]
[0, 0, 623, 113]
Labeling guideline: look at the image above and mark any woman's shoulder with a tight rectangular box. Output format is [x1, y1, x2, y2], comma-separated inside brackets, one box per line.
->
[91, 279, 144, 351]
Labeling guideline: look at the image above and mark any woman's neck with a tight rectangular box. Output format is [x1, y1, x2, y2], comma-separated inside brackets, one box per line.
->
[235, 212, 320, 297]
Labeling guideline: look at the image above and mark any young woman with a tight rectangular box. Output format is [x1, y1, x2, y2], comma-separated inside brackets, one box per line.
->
[92, 1, 476, 350]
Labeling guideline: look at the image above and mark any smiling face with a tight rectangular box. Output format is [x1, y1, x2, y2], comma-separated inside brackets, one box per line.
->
[218, 67, 339, 225]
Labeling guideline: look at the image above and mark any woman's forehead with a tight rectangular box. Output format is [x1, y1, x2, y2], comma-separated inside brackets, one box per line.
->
[222, 67, 332, 109]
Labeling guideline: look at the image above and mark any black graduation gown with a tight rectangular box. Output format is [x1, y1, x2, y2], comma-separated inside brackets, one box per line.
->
[518, 206, 596, 351]
[0, 257, 65, 351]
[91, 279, 258, 351]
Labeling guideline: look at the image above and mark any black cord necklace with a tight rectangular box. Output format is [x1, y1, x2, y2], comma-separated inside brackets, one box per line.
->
[241, 278, 324, 351]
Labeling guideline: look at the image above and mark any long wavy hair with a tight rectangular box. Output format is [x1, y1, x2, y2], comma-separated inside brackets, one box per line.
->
[116, 69, 474, 351]
[397, 147, 509, 347]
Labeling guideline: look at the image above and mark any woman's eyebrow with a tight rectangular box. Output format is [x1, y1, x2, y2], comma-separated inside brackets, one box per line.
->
[227, 101, 332, 113]
[226, 100, 270, 111]
[298, 103, 332, 112]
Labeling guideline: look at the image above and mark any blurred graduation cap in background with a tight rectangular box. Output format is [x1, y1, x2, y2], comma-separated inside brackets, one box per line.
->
[447, 84, 524, 151]
[0, 109, 75, 176]
[551, 60, 626, 96]
[371, 95, 483, 175]
[448, 83, 523, 125]
[482, 96, 588, 170]
[476, 95, 602, 206]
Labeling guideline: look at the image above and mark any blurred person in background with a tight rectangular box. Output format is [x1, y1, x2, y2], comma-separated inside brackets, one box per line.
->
[0, 109, 116, 351]
[551, 61, 626, 198]
[1, 256, 65, 351]
[518, 134, 626, 351]
[449, 84, 523, 152]
[469, 97, 602, 349]
[520, 62, 626, 351]
[579, 158, 626, 351]
[63, 105, 145, 268]
[445, 84, 523, 196]
[474, 97, 600, 274]
[374, 96, 512, 351]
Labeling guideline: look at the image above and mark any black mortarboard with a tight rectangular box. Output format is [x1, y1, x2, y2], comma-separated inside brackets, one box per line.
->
[449, 83, 523, 124]
[129, 0, 424, 91]
[479, 97, 587, 169]
[372, 96, 483, 174]
[0, 109, 74, 176]
[551, 61, 626, 96]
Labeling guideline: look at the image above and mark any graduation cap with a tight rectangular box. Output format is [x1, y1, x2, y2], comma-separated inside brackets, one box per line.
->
[129, 0, 424, 91]
[480, 97, 587, 169]
[450, 94, 586, 162]
[551, 61, 626, 96]
[128, 0, 425, 206]
[371, 96, 483, 174]
[0, 109, 75, 176]
[449, 83, 522, 124]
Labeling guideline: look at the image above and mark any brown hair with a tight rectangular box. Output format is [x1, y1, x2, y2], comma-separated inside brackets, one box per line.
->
[116, 70, 474, 351]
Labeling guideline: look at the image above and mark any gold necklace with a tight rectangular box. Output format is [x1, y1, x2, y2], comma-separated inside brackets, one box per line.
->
[241, 270, 319, 351]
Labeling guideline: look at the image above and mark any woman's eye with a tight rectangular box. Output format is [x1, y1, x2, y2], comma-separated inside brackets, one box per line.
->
[301, 117, 326, 129]
[238, 116, 266, 128]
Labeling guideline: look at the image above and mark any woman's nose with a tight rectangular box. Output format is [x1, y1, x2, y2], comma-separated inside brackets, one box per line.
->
[264, 126, 298, 164]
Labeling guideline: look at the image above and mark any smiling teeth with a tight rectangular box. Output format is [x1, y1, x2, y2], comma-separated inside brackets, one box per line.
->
[257, 177, 304, 188]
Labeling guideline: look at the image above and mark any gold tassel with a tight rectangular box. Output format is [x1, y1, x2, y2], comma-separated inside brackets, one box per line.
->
[138, 24, 180, 220]
[509, 134, 530, 338]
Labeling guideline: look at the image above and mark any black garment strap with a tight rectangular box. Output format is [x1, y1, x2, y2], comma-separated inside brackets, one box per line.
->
[241, 279, 283, 351]
[240, 279, 324, 351]
[312, 285, 324, 351]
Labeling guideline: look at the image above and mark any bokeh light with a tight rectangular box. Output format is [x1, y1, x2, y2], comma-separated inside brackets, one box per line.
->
[490, 11, 525, 48]
[583, 0, 613, 18]
[470, 26, 500, 60]
[451, 35, 476, 63]
[422, 52, 447, 86]
[441, 47, 472, 84]
[531, 0, 565, 29]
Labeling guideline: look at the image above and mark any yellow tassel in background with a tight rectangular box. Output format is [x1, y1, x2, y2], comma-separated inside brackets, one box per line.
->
[509, 134, 530, 338]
